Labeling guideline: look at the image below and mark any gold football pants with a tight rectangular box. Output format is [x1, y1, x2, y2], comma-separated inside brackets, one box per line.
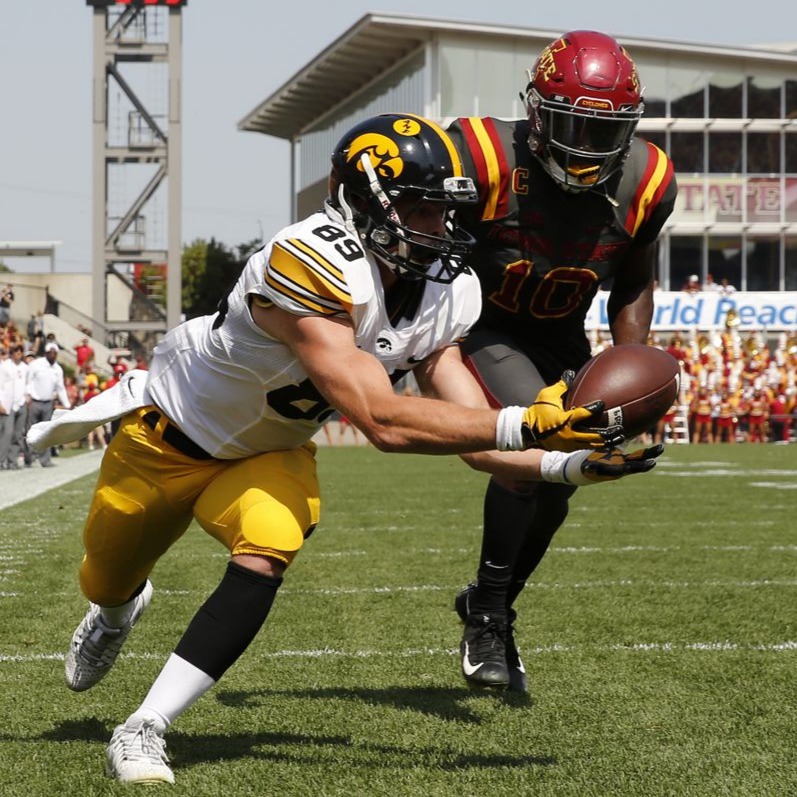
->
[79, 406, 320, 606]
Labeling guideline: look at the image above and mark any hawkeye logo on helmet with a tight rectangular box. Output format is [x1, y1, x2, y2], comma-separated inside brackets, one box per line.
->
[347, 134, 404, 180]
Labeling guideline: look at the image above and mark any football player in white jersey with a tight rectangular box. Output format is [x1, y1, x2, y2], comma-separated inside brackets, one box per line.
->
[61, 113, 660, 785]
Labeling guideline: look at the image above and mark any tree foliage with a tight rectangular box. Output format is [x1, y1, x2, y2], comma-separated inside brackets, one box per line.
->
[181, 237, 262, 319]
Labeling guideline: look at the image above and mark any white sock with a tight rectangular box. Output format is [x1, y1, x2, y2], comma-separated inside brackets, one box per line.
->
[100, 595, 139, 628]
[134, 653, 216, 727]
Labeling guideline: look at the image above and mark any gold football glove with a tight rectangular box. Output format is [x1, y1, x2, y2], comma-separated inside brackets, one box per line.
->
[521, 371, 624, 453]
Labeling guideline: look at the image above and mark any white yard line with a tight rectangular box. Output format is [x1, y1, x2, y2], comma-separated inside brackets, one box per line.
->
[1, 640, 795, 664]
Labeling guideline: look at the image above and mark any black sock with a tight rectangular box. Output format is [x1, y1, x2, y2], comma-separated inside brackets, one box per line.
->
[507, 483, 576, 607]
[174, 561, 282, 681]
[470, 479, 537, 618]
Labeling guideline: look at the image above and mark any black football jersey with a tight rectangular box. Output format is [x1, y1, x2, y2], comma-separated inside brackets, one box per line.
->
[447, 117, 677, 376]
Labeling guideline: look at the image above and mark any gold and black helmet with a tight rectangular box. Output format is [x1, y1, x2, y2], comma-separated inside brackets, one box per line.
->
[329, 113, 477, 283]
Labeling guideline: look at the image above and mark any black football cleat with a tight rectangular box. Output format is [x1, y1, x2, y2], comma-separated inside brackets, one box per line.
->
[460, 613, 510, 690]
[454, 581, 477, 624]
[504, 610, 528, 694]
[455, 582, 527, 693]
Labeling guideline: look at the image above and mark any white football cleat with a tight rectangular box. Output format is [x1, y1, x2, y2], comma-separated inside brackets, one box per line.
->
[64, 580, 153, 692]
[106, 715, 174, 785]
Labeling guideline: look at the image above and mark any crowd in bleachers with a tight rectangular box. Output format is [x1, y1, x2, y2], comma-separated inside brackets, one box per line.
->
[0, 315, 139, 469]
[591, 319, 797, 444]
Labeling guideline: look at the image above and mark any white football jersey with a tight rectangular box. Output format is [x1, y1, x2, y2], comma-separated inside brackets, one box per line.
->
[146, 206, 482, 459]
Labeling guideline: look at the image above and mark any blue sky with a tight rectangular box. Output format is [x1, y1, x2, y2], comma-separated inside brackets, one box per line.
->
[1, 1, 794, 273]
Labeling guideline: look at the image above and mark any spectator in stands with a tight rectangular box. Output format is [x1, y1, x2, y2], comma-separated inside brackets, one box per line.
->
[0, 346, 13, 467]
[27, 313, 42, 343]
[702, 273, 721, 292]
[719, 278, 737, 295]
[715, 389, 740, 443]
[743, 388, 769, 443]
[0, 285, 14, 327]
[3, 344, 29, 469]
[82, 373, 108, 451]
[683, 275, 701, 294]
[30, 331, 46, 358]
[667, 334, 689, 365]
[75, 337, 96, 375]
[102, 361, 128, 392]
[769, 392, 791, 443]
[690, 387, 715, 443]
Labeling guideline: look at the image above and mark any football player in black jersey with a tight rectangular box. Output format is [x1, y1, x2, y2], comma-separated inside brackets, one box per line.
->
[446, 30, 678, 692]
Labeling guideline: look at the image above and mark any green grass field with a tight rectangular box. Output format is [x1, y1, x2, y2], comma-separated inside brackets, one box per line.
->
[0, 443, 795, 796]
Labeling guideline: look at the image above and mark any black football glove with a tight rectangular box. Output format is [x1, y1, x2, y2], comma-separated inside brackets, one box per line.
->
[521, 370, 624, 452]
[565, 444, 665, 485]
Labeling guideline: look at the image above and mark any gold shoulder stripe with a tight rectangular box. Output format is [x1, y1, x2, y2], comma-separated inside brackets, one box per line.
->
[286, 239, 349, 293]
[465, 117, 502, 220]
[265, 269, 340, 315]
[631, 146, 669, 237]
[268, 242, 353, 314]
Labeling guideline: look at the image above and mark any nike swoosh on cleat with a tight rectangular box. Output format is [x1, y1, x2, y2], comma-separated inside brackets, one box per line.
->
[461, 643, 484, 676]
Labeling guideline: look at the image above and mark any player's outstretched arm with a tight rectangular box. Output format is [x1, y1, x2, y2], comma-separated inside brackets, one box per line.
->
[415, 345, 659, 484]
[252, 303, 604, 457]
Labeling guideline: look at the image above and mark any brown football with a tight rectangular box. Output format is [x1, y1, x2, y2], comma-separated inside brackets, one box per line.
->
[565, 344, 681, 439]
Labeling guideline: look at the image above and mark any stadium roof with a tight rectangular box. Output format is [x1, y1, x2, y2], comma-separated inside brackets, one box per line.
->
[238, 12, 797, 140]
[0, 241, 61, 257]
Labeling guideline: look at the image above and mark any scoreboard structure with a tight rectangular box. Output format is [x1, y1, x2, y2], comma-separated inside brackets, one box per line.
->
[87, 1, 187, 6]
[87, 0, 185, 341]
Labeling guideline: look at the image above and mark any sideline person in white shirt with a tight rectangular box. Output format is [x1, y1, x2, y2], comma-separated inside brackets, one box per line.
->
[25, 342, 70, 467]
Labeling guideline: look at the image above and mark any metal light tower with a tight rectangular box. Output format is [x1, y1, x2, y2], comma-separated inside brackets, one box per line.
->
[86, 0, 186, 350]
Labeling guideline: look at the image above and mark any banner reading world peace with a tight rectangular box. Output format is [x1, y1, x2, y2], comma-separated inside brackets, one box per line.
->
[585, 291, 797, 331]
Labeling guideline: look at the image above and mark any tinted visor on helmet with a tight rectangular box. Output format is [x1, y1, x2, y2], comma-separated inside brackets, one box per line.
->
[547, 105, 638, 156]
[533, 92, 642, 188]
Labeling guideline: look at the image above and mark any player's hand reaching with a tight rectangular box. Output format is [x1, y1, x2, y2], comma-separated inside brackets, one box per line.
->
[540, 444, 665, 486]
[520, 370, 624, 452]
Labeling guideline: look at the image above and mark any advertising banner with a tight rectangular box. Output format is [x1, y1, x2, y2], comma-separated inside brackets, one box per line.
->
[585, 291, 797, 331]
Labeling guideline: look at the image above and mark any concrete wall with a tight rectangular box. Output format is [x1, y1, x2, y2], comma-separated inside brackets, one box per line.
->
[2, 273, 133, 329]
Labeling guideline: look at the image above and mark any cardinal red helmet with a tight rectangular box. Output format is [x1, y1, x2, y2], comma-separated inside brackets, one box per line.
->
[524, 30, 644, 191]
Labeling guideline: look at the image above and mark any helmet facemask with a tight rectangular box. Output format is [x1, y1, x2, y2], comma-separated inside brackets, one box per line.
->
[356, 153, 477, 283]
[526, 86, 643, 191]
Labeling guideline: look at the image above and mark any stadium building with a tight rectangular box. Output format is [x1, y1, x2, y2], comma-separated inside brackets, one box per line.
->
[238, 13, 797, 334]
